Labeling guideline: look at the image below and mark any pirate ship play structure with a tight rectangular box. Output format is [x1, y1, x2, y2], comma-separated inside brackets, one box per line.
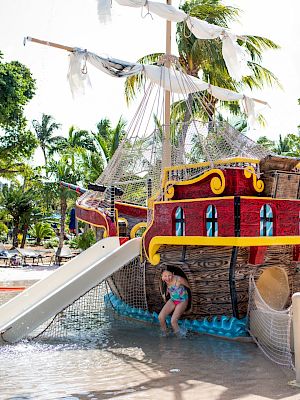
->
[69, 54, 300, 338]
[2, 1, 300, 356]
[76, 149, 300, 326]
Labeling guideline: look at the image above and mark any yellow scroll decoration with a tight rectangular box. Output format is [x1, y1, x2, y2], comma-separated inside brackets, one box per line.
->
[244, 166, 264, 193]
[164, 169, 225, 200]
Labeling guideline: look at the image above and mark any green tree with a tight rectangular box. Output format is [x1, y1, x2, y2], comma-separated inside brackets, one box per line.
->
[125, 0, 280, 123]
[79, 151, 104, 187]
[29, 222, 55, 245]
[0, 133, 38, 180]
[0, 52, 36, 131]
[0, 185, 35, 247]
[257, 134, 300, 157]
[32, 114, 62, 167]
[47, 160, 79, 254]
[51, 125, 94, 170]
[256, 135, 276, 152]
[0, 52, 38, 177]
[92, 117, 126, 166]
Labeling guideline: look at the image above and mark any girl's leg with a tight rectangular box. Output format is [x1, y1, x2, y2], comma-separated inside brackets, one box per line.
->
[170, 300, 188, 334]
[158, 299, 175, 333]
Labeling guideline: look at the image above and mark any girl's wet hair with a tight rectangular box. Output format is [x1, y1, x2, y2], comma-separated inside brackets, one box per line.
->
[161, 269, 173, 275]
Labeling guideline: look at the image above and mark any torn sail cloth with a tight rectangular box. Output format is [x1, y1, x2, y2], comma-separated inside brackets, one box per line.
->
[67, 50, 264, 128]
[96, 0, 251, 81]
[67, 51, 143, 97]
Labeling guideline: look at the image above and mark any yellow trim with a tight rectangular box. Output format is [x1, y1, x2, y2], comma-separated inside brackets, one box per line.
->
[115, 209, 119, 236]
[142, 196, 235, 259]
[118, 217, 128, 227]
[165, 169, 225, 200]
[148, 235, 300, 265]
[76, 216, 108, 236]
[147, 191, 160, 209]
[154, 195, 300, 205]
[76, 201, 110, 233]
[240, 196, 300, 202]
[142, 196, 237, 260]
[130, 222, 148, 239]
[115, 201, 147, 211]
[244, 166, 264, 193]
[162, 157, 259, 188]
[157, 196, 234, 205]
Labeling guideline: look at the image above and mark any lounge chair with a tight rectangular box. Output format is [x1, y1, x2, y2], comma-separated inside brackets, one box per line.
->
[0, 249, 21, 267]
[54, 246, 75, 266]
[17, 248, 45, 266]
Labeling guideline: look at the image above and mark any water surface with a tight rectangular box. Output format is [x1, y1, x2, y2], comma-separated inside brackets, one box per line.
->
[0, 274, 298, 400]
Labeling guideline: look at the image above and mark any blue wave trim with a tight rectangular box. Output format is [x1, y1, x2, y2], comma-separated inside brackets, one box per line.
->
[104, 293, 248, 338]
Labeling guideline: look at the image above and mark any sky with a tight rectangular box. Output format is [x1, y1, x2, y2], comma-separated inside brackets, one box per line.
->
[0, 0, 299, 145]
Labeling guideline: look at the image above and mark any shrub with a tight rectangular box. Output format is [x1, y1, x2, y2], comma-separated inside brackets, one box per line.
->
[29, 222, 55, 245]
[0, 222, 8, 242]
[77, 229, 96, 250]
[67, 236, 80, 249]
[44, 237, 59, 249]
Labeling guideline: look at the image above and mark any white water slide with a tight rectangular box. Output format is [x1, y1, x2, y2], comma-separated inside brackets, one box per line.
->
[0, 237, 141, 344]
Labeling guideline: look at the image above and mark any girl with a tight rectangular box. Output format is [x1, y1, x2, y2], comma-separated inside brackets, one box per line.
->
[158, 270, 190, 336]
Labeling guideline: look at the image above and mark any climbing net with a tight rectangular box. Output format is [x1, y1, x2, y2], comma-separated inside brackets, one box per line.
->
[79, 58, 269, 210]
[29, 256, 147, 340]
[247, 275, 294, 370]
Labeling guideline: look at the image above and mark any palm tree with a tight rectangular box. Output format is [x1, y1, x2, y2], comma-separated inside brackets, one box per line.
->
[50, 125, 94, 171]
[275, 134, 300, 156]
[29, 222, 55, 245]
[0, 185, 35, 247]
[125, 0, 280, 123]
[19, 206, 43, 248]
[79, 151, 105, 186]
[32, 114, 62, 167]
[91, 117, 127, 166]
[256, 136, 276, 152]
[47, 160, 79, 254]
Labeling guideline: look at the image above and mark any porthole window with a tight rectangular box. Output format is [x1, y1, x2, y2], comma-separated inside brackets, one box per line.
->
[174, 207, 185, 236]
[206, 205, 218, 237]
[260, 204, 273, 236]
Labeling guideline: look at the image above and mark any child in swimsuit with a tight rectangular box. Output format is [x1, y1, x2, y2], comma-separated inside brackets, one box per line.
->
[158, 270, 190, 336]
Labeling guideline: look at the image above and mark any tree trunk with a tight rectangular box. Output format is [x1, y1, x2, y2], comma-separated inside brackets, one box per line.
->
[42, 146, 48, 177]
[12, 218, 19, 248]
[57, 196, 67, 256]
[42, 146, 47, 167]
[20, 224, 28, 248]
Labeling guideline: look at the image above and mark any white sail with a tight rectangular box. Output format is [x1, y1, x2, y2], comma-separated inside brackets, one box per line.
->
[98, 0, 252, 81]
[66, 48, 265, 125]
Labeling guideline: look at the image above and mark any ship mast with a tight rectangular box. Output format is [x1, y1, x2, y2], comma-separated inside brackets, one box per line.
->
[161, 0, 172, 172]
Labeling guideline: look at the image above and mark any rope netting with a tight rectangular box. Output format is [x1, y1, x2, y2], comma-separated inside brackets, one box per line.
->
[29, 256, 147, 340]
[247, 275, 294, 370]
[79, 58, 269, 209]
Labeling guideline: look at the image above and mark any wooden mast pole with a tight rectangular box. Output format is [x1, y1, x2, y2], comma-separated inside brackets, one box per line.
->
[161, 0, 172, 172]
[24, 37, 75, 52]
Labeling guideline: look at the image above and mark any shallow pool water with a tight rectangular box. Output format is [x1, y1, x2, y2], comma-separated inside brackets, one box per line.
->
[0, 277, 299, 400]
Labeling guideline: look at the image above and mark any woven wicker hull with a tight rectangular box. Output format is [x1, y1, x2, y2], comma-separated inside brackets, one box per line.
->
[144, 244, 300, 319]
